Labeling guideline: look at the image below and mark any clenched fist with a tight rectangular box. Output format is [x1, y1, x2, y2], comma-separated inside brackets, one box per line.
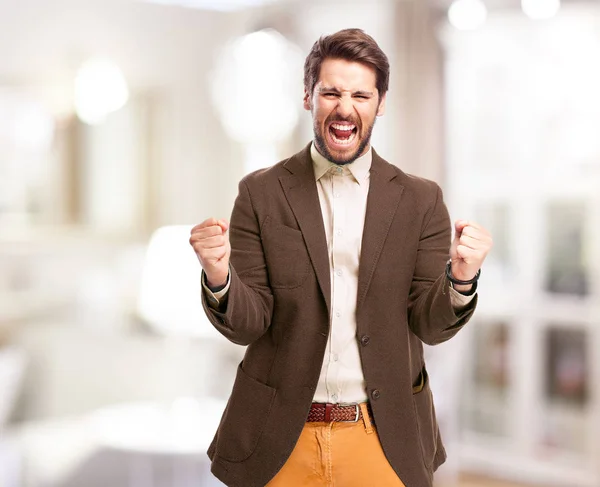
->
[449, 220, 493, 290]
[189, 218, 231, 289]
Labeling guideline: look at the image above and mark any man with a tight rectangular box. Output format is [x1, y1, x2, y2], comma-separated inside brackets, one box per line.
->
[189, 29, 492, 487]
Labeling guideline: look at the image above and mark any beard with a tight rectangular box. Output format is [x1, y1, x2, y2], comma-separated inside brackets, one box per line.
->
[313, 115, 376, 166]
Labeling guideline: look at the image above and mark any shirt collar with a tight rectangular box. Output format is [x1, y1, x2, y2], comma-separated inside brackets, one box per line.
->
[310, 142, 372, 185]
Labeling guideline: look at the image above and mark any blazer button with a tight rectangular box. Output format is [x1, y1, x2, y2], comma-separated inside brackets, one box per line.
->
[371, 389, 381, 400]
[360, 335, 370, 346]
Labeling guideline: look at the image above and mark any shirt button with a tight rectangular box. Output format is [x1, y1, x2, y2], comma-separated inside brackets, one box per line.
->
[331, 393, 338, 402]
[336, 229, 342, 236]
[335, 311, 341, 317]
[336, 269, 343, 277]
[332, 353, 339, 362]
[337, 167, 343, 173]
[371, 389, 381, 400]
[360, 335, 370, 346]
[334, 193, 341, 198]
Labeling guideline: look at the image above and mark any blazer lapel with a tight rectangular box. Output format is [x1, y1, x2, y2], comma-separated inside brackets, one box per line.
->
[279, 144, 331, 316]
[357, 149, 405, 309]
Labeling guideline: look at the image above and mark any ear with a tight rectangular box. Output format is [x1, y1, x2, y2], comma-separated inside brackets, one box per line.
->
[303, 87, 312, 111]
[376, 93, 387, 117]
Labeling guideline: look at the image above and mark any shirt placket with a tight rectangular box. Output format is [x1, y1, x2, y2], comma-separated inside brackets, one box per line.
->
[327, 167, 346, 403]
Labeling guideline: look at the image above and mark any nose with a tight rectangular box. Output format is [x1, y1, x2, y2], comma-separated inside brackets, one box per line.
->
[336, 94, 354, 118]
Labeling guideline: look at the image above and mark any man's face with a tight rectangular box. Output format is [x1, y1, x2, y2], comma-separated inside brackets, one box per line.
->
[304, 58, 386, 165]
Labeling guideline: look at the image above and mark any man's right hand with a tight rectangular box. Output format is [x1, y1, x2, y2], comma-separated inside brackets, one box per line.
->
[189, 218, 231, 289]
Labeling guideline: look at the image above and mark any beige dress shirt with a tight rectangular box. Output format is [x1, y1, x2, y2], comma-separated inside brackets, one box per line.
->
[203, 143, 474, 404]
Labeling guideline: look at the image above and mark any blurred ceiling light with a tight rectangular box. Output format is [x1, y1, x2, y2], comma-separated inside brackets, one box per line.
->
[210, 29, 302, 146]
[448, 0, 487, 31]
[137, 225, 223, 339]
[521, 0, 560, 20]
[74, 59, 129, 125]
[210, 29, 302, 174]
[139, 0, 279, 12]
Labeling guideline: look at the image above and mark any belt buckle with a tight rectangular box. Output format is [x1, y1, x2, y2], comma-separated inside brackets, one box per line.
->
[352, 403, 360, 422]
[339, 403, 360, 422]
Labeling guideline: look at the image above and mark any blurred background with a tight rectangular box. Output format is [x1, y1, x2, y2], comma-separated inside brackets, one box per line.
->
[0, 0, 599, 486]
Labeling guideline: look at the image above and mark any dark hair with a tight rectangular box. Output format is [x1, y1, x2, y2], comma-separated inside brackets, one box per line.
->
[303, 28, 390, 98]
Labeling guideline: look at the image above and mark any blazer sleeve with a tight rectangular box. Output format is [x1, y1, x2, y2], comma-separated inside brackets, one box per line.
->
[201, 178, 274, 346]
[406, 184, 477, 346]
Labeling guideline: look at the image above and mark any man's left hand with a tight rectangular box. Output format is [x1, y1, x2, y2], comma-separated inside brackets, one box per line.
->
[449, 220, 493, 283]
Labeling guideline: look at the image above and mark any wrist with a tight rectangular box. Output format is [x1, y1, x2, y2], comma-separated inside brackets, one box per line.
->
[205, 271, 228, 291]
[446, 260, 480, 286]
[452, 283, 473, 293]
[450, 280, 478, 296]
[449, 264, 476, 282]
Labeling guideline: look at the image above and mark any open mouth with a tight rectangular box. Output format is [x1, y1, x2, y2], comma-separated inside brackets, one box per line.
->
[328, 122, 358, 146]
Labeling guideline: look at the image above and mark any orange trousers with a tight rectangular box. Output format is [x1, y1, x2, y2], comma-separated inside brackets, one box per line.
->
[266, 403, 406, 487]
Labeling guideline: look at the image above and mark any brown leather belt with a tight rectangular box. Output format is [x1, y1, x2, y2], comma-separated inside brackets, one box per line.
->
[307, 402, 373, 423]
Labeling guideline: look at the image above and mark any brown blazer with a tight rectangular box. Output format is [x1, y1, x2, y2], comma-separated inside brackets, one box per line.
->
[201, 143, 477, 487]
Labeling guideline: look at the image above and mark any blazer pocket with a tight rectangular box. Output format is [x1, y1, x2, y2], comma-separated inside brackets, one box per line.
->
[412, 367, 437, 470]
[215, 363, 277, 462]
[262, 220, 311, 289]
[412, 367, 426, 394]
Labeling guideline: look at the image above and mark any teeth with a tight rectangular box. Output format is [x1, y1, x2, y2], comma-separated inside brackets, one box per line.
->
[331, 123, 355, 131]
[331, 130, 357, 145]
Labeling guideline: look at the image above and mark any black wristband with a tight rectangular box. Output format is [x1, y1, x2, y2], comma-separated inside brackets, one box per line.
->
[445, 260, 481, 285]
[452, 280, 478, 296]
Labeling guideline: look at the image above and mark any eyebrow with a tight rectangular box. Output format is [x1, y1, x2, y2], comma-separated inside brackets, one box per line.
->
[318, 86, 375, 96]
